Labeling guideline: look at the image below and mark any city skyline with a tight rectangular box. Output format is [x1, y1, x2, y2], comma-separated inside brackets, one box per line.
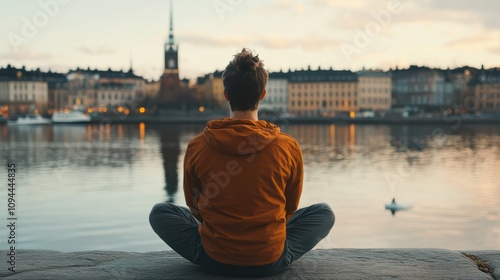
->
[1, 0, 500, 81]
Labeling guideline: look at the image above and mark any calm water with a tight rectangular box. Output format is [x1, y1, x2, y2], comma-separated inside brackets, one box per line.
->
[0, 122, 499, 252]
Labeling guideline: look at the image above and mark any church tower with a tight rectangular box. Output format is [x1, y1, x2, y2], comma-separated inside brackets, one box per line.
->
[160, 0, 182, 105]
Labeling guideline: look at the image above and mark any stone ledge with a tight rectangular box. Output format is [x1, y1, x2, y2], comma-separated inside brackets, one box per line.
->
[0, 249, 498, 280]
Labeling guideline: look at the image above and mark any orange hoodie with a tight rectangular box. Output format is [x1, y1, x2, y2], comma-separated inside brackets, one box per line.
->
[183, 118, 303, 266]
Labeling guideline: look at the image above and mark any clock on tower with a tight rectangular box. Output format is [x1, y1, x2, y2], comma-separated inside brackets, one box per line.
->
[168, 58, 175, 69]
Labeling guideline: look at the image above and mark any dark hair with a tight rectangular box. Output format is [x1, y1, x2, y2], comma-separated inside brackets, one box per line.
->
[222, 48, 269, 111]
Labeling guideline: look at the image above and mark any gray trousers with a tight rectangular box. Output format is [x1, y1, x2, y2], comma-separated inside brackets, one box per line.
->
[149, 202, 334, 277]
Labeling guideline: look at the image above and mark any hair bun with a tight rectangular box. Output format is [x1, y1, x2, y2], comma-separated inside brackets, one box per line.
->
[235, 48, 261, 72]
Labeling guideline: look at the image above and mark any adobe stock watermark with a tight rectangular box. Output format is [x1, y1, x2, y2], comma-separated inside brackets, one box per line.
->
[7, 0, 70, 53]
[189, 132, 272, 215]
[340, 0, 404, 63]
[212, 0, 245, 21]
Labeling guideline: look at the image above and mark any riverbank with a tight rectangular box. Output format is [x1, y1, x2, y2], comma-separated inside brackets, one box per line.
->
[2, 114, 500, 125]
[1, 249, 497, 279]
[81, 115, 500, 125]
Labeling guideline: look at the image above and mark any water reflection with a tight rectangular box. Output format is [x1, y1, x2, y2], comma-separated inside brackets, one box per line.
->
[1, 123, 499, 251]
[156, 125, 181, 203]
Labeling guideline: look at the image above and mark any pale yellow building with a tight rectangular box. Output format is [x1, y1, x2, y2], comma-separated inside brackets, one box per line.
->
[357, 70, 392, 111]
[288, 68, 359, 117]
[0, 66, 49, 115]
[196, 71, 224, 108]
[0, 80, 49, 115]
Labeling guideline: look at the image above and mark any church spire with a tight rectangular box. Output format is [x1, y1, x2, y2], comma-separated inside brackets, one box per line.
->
[168, 0, 175, 46]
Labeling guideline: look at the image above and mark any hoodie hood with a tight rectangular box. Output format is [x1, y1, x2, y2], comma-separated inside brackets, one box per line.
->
[203, 118, 280, 156]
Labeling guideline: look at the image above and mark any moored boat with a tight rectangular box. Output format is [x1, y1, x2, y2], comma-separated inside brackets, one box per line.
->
[7, 114, 51, 126]
[52, 110, 91, 124]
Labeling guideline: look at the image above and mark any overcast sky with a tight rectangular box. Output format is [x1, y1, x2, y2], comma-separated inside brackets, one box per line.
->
[1, 0, 500, 80]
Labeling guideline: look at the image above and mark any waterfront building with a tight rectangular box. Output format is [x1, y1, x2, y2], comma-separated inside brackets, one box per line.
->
[0, 65, 49, 115]
[467, 67, 500, 112]
[97, 81, 139, 107]
[200, 71, 224, 107]
[288, 67, 358, 117]
[445, 66, 478, 108]
[67, 67, 145, 110]
[39, 71, 69, 112]
[356, 70, 392, 112]
[391, 66, 454, 109]
[261, 70, 289, 114]
[144, 80, 160, 99]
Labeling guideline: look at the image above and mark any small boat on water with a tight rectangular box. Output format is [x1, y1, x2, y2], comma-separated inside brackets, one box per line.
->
[7, 114, 51, 126]
[52, 110, 91, 124]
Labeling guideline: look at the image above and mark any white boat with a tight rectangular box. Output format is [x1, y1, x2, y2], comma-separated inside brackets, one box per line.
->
[52, 111, 91, 124]
[7, 114, 51, 126]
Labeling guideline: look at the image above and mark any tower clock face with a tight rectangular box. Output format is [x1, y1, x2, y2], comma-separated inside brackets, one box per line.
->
[168, 58, 175, 68]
